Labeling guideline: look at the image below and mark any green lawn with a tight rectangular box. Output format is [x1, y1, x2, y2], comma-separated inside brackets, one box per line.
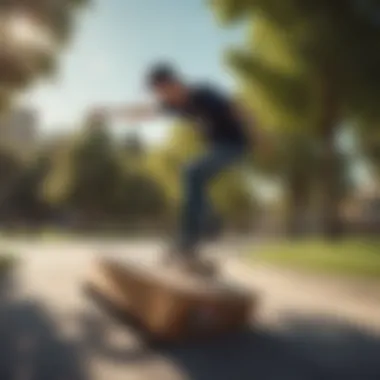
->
[251, 239, 380, 277]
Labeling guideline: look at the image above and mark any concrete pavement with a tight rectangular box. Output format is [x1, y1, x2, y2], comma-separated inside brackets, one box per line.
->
[0, 238, 380, 380]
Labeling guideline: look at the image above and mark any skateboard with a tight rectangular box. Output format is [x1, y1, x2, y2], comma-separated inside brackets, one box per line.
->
[84, 255, 258, 344]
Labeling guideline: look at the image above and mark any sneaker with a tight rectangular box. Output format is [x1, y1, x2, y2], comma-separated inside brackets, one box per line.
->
[161, 245, 194, 265]
[178, 257, 217, 278]
[162, 247, 216, 277]
[203, 215, 224, 243]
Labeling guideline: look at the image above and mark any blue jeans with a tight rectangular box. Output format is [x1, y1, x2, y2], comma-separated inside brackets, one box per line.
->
[180, 144, 246, 253]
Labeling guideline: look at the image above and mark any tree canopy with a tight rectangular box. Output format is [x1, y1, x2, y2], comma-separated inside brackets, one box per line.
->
[0, 0, 89, 108]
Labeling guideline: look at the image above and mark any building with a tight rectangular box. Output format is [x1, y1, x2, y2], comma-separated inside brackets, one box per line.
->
[0, 107, 38, 154]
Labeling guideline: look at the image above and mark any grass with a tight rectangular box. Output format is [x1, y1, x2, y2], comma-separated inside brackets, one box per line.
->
[251, 239, 380, 278]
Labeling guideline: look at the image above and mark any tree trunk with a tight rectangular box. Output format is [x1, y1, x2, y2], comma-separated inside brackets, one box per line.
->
[286, 172, 309, 238]
[319, 72, 343, 240]
[320, 133, 343, 239]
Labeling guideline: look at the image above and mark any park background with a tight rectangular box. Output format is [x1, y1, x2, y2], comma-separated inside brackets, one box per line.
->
[1, 0, 380, 276]
[0, 2, 380, 380]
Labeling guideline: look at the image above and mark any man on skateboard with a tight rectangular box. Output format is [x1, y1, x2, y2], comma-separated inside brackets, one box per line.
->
[93, 63, 255, 275]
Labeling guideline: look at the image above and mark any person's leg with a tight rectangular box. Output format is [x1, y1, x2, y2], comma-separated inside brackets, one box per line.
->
[202, 205, 223, 242]
[180, 144, 245, 257]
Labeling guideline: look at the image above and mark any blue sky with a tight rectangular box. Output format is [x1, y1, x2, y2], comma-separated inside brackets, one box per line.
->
[20, 0, 244, 143]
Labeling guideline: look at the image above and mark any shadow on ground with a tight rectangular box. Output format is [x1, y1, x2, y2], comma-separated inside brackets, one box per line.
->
[1, 270, 380, 380]
[82, 289, 380, 380]
[0, 271, 89, 380]
[158, 316, 380, 380]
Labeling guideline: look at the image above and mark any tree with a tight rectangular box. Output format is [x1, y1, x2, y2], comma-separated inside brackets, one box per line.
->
[0, 147, 24, 218]
[4, 152, 53, 223]
[0, 147, 52, 224]
[113, 132, 169, 225]
[0, 147, 22, 188]
[113, 172, 169, 225]
[211, 0, 380, 238]
[44, 117, 169, 228]
[121, 132, 145, 157]
[44, 116, 124, 221]
[0, 1, 89, 109]
[357, 125, 380, 181]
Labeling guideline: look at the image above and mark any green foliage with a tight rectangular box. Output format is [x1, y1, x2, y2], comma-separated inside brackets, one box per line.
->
[45, 118, 123, 217]
[210, 0, 254, 25]
[0, 146, 56, 222]
[44, 118, 169, 224]
[357, 127, 380, 175]
[144, 123, 204, 203]
[210, 0, 380, 237]
[2, 118, 256, 230]
[0, 1, 90, 109]
[253, 239, 380, 277]
[113, 172, 168, 222]
[212, 0, 380, 126]
[7, 155, 52, 220]
[229, 52, 319, 131]
[0, 148, 24, 191]
[43, 136, 77, 205]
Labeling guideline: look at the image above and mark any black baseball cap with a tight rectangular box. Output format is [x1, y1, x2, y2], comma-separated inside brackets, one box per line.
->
[146, 63, 180, 88]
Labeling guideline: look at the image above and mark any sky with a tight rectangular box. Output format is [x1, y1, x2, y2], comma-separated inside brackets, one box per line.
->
[20, 0, 245, 144]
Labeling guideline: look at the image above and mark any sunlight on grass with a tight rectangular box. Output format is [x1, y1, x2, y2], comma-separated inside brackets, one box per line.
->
[252, 239, 380, 277]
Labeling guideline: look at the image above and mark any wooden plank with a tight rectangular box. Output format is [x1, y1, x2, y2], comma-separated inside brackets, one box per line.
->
[86, 257, 258, 343]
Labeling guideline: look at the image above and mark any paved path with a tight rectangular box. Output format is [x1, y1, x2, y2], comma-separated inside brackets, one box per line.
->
[0, 239, 380, 380]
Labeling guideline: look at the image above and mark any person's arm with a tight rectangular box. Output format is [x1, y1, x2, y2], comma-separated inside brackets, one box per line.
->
[92, 103, 161, 122]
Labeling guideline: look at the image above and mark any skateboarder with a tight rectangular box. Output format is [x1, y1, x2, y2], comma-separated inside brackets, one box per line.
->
[93, 63, 257, 274]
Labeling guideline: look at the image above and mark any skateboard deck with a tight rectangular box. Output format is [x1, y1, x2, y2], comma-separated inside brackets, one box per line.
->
[86, 256, 257, 343]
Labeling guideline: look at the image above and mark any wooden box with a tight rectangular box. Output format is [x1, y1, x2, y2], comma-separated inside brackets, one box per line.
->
[86, 257, 256, 343]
